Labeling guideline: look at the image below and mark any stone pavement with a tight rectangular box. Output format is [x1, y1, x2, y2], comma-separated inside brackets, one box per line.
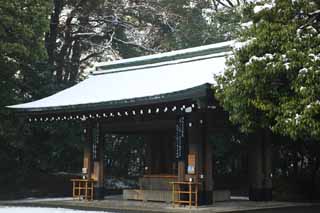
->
[0, 196, 319, 213]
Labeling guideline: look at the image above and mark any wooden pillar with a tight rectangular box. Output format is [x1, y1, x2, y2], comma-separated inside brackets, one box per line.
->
[163, 134, 171, 174]
[203, 112, 213, 204]
[144, 135, 152, 175]
[82, 122, 92, 179]
[204, 141, 213, 199]
[151, 135, 161, 174]
[177, 161, 186, 181]
[92, 121, 105, 200]
[249, 130, 272, 201]
[186, 112, 208, 204]
[185, 110, 213, 204]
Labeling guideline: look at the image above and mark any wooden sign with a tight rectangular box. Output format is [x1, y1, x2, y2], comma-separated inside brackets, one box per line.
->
[176, 116, 186, 160]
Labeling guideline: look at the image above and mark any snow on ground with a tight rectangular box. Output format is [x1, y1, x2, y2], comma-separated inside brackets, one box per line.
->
[230, 196, 249, 201]
[0, 207, 111, 213]
[1, 197, 73, 204]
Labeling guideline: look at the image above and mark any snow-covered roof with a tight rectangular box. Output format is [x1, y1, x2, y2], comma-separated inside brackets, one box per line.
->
[7, 41, 234, 113]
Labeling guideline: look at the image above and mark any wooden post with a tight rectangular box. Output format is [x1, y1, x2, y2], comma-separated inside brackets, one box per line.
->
[83, 122, 92, 179]
[92, 121, 105, 200]
[185, 110, 213, 205]
[203, 111, 213, 204]
[186, 112, 204, 203]
[203, 138, 213, 203]
[177, 161, 185, 181]
[145, 135, 153, 175]
[154, 135, 161, 174]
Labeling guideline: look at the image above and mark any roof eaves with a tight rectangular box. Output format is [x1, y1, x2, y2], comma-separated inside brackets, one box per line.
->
[11, 84, 211, 114]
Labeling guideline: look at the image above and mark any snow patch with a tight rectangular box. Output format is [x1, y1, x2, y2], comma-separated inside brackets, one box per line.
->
[241, 21, 253, 28]
[246, 56, 264, 66]
[0, 207, 111, 213]
[309, 53, 320, 61]
[2, 197, 73, 204]
[299, 68, 308, 75]
[299, 86, 306, 92]
[253, 1, 274, 14]
[285, 118, 292, 123]
[233, 38, 256, 50]
[306, 26, 317, 34]
[284, 63, 290, 70]
[295, 113, 301, 123]
[281, 54, 288, 62]
[4, 56, 18, 64]
[308, 100, 320, 110]
[246, 53, 274, 66]
[309, 10, 320, 16]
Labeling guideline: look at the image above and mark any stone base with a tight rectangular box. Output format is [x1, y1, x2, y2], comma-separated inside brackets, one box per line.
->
[123, 189, 230, 205]
[123, 189, 173, 203]
[212, 190, 231, 202]
[249, 187, 272, 201]
[94, 187, 105, 200]
[197, 191, 213, 205]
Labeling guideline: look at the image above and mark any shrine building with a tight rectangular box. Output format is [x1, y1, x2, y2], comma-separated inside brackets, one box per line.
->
[7, 40, 272, 205]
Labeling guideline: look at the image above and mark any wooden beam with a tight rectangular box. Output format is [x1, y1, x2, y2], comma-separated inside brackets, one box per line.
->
[101, 119, 176, 134]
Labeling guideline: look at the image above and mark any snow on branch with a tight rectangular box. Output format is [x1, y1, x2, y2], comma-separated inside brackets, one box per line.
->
[309, 10, 320, 16]
[253, 3, 274, 14]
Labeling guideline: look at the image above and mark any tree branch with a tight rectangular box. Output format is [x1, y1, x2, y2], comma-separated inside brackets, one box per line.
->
[80, 51, 103, 63]
[113, 37, 157, 53]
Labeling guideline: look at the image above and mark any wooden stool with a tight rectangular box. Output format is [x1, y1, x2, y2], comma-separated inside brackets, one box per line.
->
[71, 179, 95, 201]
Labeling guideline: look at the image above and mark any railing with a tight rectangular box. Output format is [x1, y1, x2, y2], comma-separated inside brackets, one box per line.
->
[170, 181, 199, 207]
[71, 179, 95, 201]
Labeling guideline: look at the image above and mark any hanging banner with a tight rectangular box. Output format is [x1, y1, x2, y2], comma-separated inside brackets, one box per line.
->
[92, 122, 100, 161]
[176, 115, 186, 160]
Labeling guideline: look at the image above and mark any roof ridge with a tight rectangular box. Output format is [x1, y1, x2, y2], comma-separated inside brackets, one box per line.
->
[93, 40, 234, 74]
[92, 51, 231, 76]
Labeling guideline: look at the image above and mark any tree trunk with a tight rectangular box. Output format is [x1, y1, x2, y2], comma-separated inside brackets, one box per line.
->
[249, 129, 272, 201]
[310, 156, 320, 200]
[45, 0, 63, 68]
